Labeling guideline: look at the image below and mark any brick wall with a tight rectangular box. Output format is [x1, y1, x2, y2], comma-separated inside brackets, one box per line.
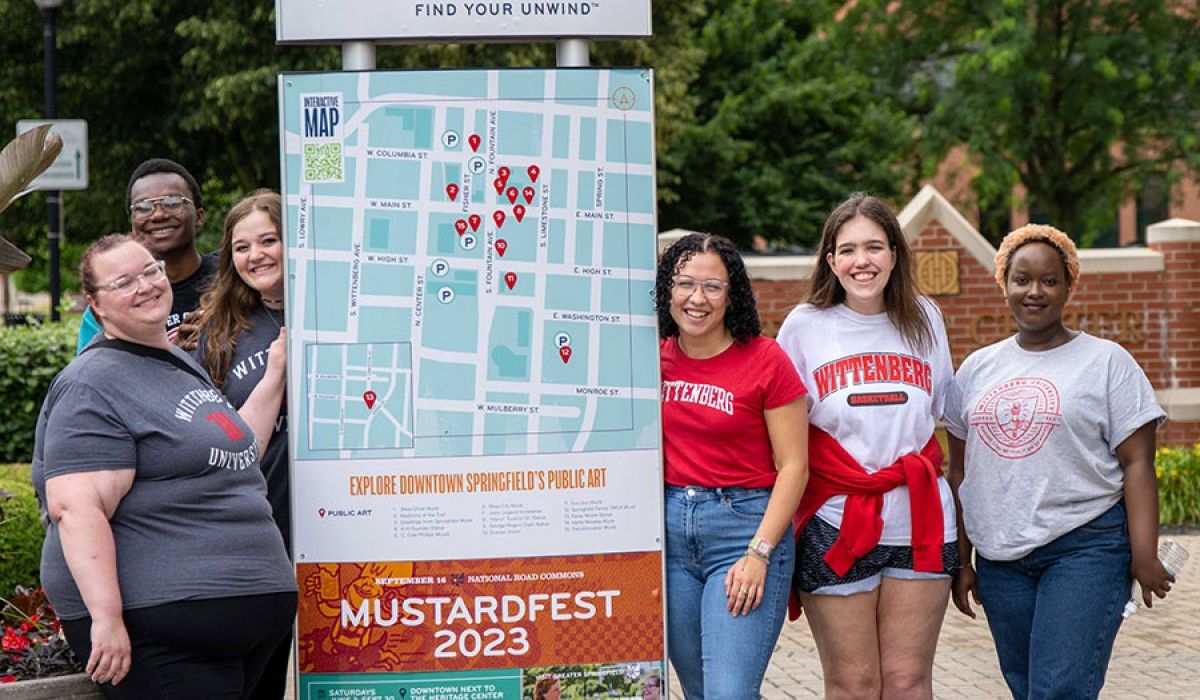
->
[737, 187, 1200, 445]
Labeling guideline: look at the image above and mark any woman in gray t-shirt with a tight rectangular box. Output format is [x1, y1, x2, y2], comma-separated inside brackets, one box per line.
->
[32, 234, 295, 697]
[945, 224, 1171, 699]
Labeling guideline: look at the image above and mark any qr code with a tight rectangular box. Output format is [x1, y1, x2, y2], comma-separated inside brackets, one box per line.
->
[303, 142, 344, 183]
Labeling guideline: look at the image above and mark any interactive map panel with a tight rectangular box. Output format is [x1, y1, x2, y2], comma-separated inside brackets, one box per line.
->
[280, 69, 664, 697]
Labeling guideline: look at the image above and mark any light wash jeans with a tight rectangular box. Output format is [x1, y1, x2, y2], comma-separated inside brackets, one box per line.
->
[665, 485, 794, 699]
[976, 501, 1131, 700]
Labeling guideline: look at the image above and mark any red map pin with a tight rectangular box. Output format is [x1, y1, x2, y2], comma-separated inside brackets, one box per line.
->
[493, 177, 506, 195]
[513, 204, 526, 222]
[528, 164, 540, 182]
[454, 219, 468, 236]
[468, 214, 481, 231]
[504, 272, 517, 290]
[363, 390, 377, 409]
[468, 134, 481, 152]
[559, 345, 572, 363]
[498, 166, 511, 183]
[318, 508, 326, 518]
[506, 186, 519, 204]
[522, 186, 535, 204]
[445, 183, 459, 201]
[495, 239, 508, 257]
[493, 210, 506, 228]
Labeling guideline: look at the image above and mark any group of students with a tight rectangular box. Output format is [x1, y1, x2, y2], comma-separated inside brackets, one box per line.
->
[33, 159, 296, 698]
[29, 163, 1172, 700]
[658, 193, 1174, 700]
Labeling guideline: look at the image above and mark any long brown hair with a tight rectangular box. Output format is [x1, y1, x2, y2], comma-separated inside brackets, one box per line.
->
[176, 189, 281, 387]
[807, 193, 934, 354]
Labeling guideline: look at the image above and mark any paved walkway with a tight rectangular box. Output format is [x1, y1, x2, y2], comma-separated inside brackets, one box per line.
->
[703, 531, 1200, 699]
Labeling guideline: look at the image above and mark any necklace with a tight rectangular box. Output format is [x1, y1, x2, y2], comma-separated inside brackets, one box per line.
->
[261, 296, 284, 310]
[263, 304, 284, 332]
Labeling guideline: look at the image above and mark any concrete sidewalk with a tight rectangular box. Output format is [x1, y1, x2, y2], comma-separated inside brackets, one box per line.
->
[722, 532, 1200, 699]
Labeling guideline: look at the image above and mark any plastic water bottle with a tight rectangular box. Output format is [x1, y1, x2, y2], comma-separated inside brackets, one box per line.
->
[1122, 538, 1188, 618]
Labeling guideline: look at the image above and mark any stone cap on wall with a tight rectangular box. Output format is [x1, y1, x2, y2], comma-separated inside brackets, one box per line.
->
[1147, 218, 1200, 244]
[659, 186, 1173, 280]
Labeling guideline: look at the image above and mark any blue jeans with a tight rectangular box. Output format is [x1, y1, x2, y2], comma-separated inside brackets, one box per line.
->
[975, 502, 1131, 700]
[665, 486, 795, 699]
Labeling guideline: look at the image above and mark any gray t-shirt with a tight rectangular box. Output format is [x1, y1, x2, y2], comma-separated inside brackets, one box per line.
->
[32, 341, 296, 620]
[191, 306, 290, 550]
[944, 333, 1165, 561]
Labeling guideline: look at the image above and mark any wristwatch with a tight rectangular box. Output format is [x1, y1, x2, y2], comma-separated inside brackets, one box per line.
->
[748, 536, 773, 558]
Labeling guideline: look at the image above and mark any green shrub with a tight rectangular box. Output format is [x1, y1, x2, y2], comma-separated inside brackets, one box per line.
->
[1157, 444, 1200, 526]
[0, 320, 77, 463]
[0, 464, 43, 596]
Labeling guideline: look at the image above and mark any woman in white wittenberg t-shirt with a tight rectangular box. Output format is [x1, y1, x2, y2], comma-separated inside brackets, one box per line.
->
[775, 193, 959, 699]
[944, 224, 1171, 699]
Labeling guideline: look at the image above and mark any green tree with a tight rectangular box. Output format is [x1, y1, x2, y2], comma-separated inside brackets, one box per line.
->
[834, 0, 1200, 244]
[660, 0, 917, 248]
[0, 0, 706, 292]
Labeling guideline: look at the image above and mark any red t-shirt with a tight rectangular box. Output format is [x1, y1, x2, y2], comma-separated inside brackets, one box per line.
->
[661, 335, 807, 488]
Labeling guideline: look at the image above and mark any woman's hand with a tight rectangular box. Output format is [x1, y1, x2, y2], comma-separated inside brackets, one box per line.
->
[724, 554, 767, 616]
[87, 614, 131, 685]
[951, 563, 980, 619]
[1131, 552, 1174, 608]
[264, 327, 287, 385]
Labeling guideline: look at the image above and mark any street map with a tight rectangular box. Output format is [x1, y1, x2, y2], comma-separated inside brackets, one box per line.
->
[280, 69, 661, 461]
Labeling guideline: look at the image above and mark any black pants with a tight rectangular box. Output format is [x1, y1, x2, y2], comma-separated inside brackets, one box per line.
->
[62, 592, 296, 700]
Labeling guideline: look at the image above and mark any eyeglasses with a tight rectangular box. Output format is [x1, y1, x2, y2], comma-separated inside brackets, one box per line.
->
[100, 260, 166, 296]
[671, 275, 729, 299]
[130, 195, 193, 218]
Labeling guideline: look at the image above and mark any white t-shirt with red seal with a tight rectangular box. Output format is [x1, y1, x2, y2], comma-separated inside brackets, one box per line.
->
[660, 335, 807, 488]
[776, 299, 957, 545]
[944, 332, 1166, 561]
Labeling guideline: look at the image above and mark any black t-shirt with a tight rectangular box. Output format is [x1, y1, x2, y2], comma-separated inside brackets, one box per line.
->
[191, 305, 290, 551]
[166, 251, 219, 338]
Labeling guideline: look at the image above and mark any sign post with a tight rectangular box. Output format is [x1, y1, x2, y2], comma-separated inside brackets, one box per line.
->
[280, 66, 664, 699]
[275, 5, 661, 696]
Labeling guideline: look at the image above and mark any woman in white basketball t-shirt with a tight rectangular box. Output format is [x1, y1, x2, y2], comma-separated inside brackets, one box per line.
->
[776, 193, 958, 699]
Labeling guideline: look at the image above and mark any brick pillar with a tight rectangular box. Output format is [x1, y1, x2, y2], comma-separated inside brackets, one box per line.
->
[1147, 219, 1200, 445]
[1148, 219, 1200, 389]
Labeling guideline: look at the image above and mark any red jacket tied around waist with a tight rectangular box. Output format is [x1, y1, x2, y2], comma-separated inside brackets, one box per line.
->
[788, 426, 945, 620]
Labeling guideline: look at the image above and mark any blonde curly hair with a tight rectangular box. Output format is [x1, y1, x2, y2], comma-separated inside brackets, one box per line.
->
[994, 224, 1080, 295]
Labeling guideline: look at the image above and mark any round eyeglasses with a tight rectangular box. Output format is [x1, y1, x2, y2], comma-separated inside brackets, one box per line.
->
[671, 275, 729, 299]
[99, 260, 166, 297]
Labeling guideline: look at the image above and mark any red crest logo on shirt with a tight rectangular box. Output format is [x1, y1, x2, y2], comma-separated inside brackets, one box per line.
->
[969, 377, 1061, 459]
[205, 411, 246, 442]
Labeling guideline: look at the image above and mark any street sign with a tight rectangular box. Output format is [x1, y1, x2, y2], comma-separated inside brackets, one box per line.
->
[15, 119, 88, 191]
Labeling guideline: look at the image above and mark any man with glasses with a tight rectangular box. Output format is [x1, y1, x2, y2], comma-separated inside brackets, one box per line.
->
[76, 158, 217, 350]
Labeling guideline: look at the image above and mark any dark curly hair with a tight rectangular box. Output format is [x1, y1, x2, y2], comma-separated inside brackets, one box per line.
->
[656, 233, 761, 342]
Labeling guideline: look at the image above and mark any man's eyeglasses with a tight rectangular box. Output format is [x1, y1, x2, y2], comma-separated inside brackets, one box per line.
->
[671, 275, 729, 299]
[130, 195, 193, 218]
[100, 260, 166, 296]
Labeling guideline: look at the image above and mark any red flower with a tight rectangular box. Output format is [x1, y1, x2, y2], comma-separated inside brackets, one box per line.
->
[2, 674, 17, 683]
[2, 627, 30, 652]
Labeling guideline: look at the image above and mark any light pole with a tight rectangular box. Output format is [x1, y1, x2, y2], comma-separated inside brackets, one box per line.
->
[34, 0, 64, 321]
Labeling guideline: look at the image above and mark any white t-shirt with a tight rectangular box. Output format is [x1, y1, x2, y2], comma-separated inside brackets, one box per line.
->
[776, 298, 957, 545]
[944, 332, 1165, 561]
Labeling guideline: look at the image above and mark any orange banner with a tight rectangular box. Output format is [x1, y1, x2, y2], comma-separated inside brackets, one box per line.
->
[297, 552, 663, 674]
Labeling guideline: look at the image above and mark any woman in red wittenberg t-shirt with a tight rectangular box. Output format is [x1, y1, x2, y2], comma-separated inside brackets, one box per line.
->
[657, 232, 809, 697]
